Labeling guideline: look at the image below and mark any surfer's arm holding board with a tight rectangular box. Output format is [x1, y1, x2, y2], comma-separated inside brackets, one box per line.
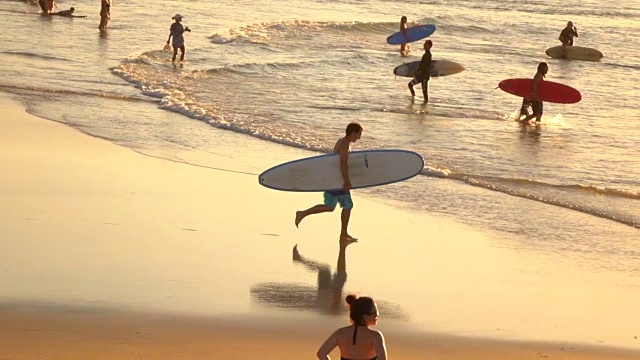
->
[420, 51, 432, 76]
[530, 72, 543, 100]
[336, 138, 352, 190]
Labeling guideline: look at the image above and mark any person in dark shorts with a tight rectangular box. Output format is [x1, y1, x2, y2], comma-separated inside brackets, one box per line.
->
[559, 21, 579, 46]
[519, 62, 548, 124]
[408, 39, 432, 103]
[295, 123, 363, 242]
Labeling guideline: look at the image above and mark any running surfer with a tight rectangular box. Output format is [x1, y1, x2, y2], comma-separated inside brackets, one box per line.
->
[295, 123, 363, 242]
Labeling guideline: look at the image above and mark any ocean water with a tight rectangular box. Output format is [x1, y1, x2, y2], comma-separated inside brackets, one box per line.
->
[1, 0, 639, 338]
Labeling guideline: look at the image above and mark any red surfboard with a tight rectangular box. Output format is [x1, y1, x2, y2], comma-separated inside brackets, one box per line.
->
[499, 78, 581, 104]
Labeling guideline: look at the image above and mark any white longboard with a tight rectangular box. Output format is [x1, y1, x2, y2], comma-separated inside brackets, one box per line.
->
[393, 59, 465, 78]
[545, 45, 603, 61]
[258, 150, 424, 192]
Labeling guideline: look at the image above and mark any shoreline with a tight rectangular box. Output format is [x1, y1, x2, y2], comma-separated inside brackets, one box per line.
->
[1, 92, 639, 358]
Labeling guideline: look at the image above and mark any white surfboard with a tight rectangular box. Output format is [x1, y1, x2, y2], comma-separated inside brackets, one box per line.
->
[258, 150, 424, 192]
[393, 59, 465, 78]
[545, 45, 603, 61]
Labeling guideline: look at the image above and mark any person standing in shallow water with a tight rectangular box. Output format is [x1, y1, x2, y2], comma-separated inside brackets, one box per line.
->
[166, 14, 191, 63]
[99, 0, 111, 30]
[408, 39, 432, 103]
[519, 62, 549, 124]
[317, 294, 387, 360]
[399, 16, 410, 56]
[295, 122, 362, 243]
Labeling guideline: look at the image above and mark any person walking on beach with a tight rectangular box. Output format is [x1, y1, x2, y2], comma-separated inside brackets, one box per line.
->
[295, 122, 363, 242]
[317, 295, 387, 360]
[559, 21, 579, 46]
[408, 39, 432, 103]
[166, 14, 191, 63]
[99, 0, 110, 30]
[519, 62, 548, 124]
[399, 16, 410, 56]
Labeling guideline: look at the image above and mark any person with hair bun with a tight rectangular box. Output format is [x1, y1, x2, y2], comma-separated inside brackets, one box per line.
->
[317, 294, 387, 360]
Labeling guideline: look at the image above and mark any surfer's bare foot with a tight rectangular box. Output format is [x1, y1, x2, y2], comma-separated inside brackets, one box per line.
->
[340, 234, 358, 243]
[295, 211, 304, 228]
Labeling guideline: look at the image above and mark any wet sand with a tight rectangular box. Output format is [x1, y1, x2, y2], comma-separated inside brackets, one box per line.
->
[1, 305, 638, 360]
[1, 94, 638, 359]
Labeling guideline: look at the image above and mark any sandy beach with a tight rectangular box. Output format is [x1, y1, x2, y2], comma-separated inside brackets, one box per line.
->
[1, 94, 638, 359]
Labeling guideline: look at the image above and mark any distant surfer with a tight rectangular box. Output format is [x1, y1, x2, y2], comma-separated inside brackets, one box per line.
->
[519, 62, 548, 124]
[399, 16, 410, 56]
[295, 122, 363, 243]
[166, 14, 191, 63]
[317, 295, 387, 360]
[559, 21, 579, 46]
[51, 7, 87, 18]
[408, 39, 432, 103]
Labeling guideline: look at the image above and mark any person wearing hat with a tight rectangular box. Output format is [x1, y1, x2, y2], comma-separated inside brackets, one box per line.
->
[166, 14, 192, 63]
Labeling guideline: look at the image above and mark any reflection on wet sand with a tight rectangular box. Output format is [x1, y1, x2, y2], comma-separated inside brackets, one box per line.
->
[250, 242, 407, 320]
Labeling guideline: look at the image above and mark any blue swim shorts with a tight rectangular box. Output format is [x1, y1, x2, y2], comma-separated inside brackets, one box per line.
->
[323, 190, 353, 210]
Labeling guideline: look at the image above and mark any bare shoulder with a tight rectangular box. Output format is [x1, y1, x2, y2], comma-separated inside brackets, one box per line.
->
[367, 327, 385, 339]
[334, 136, 349, 153]
[335, 325, 355, 334]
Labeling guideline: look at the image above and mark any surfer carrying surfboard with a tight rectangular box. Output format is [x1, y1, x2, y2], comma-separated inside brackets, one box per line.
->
[295, 123, 363, 242]
[519, 62, 548, 123]
[408, 40, 432, 103]
[559, 21, 579, 46]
